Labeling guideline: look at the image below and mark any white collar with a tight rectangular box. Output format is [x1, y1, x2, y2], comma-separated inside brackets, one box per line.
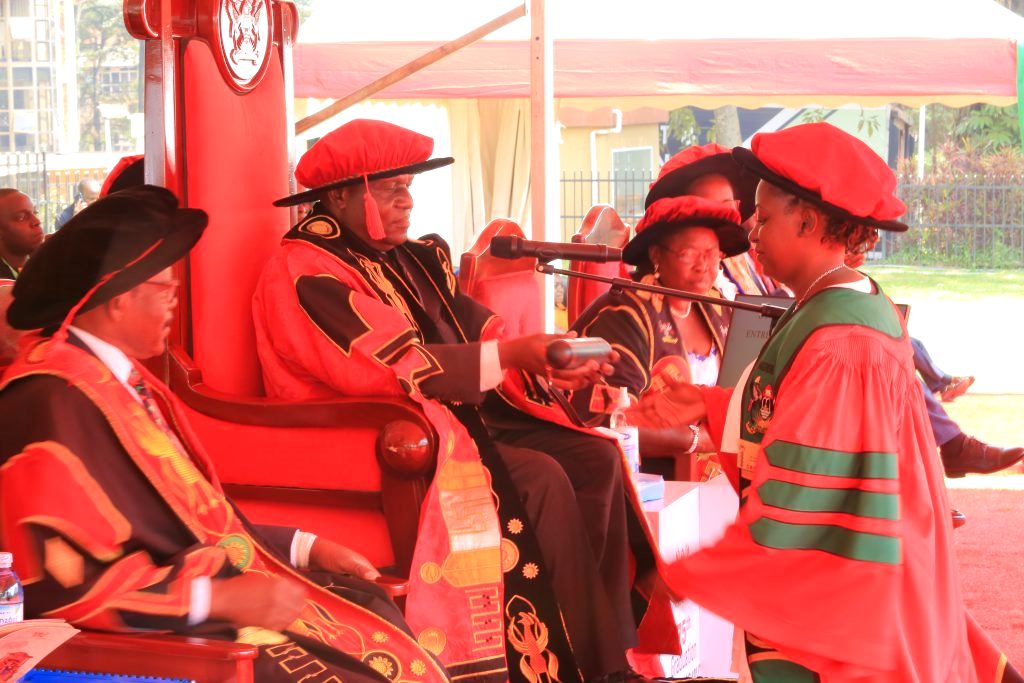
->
[68, 325, 135, 386]
[826, 275, 872, 294]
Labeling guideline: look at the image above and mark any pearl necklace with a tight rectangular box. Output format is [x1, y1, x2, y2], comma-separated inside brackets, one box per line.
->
[797, 263, 848, 308]
[670, 301, 693, 320]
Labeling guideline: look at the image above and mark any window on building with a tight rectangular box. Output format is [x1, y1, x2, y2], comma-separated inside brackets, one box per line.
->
[0, 113, 10, 133]
[35, 66, 49, 83]
[611, 147, 654, 222]
[13, 89, 32, 109]
[0, 92, 8, 109]
[33, 0, 48, 16]
[9, 0, 30, 18]
[11, 39, 30, 61]
[34, 18, 46, 40]
[12, 66, 31, 86]
[14, 133, 33, 151]
[34, 40, 46, 61]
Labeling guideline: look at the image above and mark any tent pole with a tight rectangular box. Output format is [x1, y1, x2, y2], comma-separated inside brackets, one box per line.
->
[294, 5, 527, 134]
[917, 105, 926, 180]
[530, 0, 556, 331]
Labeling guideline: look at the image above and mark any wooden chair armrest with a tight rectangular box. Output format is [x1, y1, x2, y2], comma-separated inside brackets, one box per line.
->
[377, 574, 410, 598]
[41, 632, 258, 682]
[167, 344, 431, 430]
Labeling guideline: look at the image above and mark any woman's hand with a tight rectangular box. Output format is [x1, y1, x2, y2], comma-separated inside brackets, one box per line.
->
[627, 376, 707, 429]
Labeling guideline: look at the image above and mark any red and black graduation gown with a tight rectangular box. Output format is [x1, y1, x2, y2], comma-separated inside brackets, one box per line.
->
[568, 277, 730, 421]
[253, 209, 643, 683]
[0, 335, 449, 683]
[670, 283, 1021, 683]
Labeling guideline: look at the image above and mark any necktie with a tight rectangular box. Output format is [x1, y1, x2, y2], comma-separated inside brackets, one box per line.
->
[127, 369, 190, 456]
[128, 368, 170, 429]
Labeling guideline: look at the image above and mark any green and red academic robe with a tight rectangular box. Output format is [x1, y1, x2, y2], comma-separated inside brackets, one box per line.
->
[669, 283, 1021, 682]
[0, 335, 448, 683]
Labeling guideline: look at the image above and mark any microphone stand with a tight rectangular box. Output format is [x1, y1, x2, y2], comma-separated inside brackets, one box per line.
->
[537, 264, 788, 319]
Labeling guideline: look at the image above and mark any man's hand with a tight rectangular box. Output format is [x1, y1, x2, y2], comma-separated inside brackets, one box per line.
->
[547, 353, 618, 391]
[498, 331, 616, 387]
[627, 377, 707, 429]
[308, 538, 381, 581]
[209, 574, 306, 631]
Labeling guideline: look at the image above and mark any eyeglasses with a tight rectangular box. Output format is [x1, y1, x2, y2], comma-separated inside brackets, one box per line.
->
[659, 245, 724, 264]
[139, 278, 180, 303]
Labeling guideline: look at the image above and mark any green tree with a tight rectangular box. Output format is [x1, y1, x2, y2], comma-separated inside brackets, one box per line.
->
[76, 0, 138, 152]
[293, 0, 315, 25]
[666, 108, 699, 148]
[922, 104, 1020, 162]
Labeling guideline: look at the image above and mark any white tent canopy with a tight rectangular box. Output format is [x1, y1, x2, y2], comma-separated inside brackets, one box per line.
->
[296, 0, 1024, 108]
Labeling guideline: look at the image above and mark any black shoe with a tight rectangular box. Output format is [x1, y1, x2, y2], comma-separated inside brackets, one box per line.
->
[941, 435, 1024, 478]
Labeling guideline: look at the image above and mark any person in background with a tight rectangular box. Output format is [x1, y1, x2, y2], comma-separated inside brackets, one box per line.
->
[0, 189, 43, 280]
[843, 249, 1022, 479]
[54, 178, 102, 231]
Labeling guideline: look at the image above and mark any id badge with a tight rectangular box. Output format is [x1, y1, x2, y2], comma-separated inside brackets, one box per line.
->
[737, 439, 760, 476]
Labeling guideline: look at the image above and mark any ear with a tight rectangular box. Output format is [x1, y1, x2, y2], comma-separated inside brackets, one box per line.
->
[322, 188, 345, 211]
[104, 291, 131, 322]
[798, 206, 821, 236]
[647, 244, 661, 270]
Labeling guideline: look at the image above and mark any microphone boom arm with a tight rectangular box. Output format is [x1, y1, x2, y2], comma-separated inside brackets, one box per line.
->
[538, 264, 787, 319]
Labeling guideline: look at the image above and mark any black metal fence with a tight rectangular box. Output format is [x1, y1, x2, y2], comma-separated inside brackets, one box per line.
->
[881, 176, 1024, 268]
[561, 171, 1024, 268]
[0, 153, 106, 233]
[560, 171, 650, 239]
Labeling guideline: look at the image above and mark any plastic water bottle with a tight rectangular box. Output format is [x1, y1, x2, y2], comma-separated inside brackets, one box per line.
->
[0, 552, 24, 625]
[609, 387, 640, 479]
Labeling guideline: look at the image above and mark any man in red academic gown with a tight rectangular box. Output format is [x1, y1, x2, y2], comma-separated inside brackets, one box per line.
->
[253, 120, 670, 683]
[0, 186, 449, 683]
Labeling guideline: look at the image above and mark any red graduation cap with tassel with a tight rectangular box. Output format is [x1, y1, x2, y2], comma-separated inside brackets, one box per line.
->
[273, 119, 454, 241]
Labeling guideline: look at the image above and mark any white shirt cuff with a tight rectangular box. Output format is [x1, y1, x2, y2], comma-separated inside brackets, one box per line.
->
[480, 340, 503, 391]
[291, 530, 318, 569]
[187, 576, 212, 625]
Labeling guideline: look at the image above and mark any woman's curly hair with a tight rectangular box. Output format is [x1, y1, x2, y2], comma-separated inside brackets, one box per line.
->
[782, 193, 879, 255]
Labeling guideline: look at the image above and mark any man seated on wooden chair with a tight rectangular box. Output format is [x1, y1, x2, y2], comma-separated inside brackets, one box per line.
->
[254, 119, 673, 683]
[0, 186, 448, 683]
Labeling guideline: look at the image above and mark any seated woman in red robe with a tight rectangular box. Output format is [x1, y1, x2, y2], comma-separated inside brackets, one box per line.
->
[628, 122, 1022, 682]
[569, 196, 748, 476]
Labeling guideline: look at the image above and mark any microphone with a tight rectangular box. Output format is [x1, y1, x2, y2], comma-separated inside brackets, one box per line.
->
[490, 236, 623, 263]
[546, 338, 613, 369]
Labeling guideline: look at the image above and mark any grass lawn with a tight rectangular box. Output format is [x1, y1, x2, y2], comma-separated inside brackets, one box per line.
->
[860, 265, 1024, 395]
[866, 265, 1024, 302]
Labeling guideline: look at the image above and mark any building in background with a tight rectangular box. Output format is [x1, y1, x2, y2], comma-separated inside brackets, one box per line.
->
[0, 0, 76, 153]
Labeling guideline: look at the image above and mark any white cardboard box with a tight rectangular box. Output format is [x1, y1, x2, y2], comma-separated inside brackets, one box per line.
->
[631, 475, 740, 679]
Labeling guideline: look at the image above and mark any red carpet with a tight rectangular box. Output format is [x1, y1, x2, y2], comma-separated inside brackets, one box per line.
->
[950, 485, 1024, 667]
